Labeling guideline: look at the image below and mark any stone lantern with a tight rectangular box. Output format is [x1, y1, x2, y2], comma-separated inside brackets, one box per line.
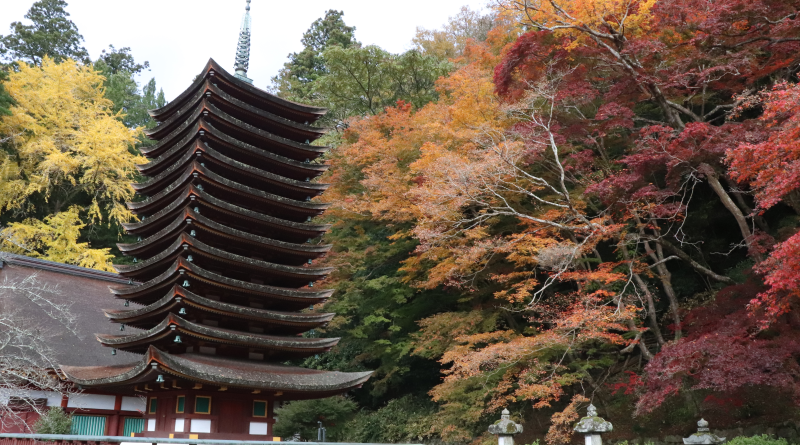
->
[574, 404, 613, 445]
[489, 408, 523, 445]
[684, 419, 726, 445]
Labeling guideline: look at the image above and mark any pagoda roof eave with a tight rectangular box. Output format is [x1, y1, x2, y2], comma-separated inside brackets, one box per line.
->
[136, 121, 329, 178]
[146, 81, 328, 140]
[60, 346, 372, 395]
[117, 210, 331, 258]
[113, 233, 333, 280]
[95, 313, 339, 351]
[149, 59, 327, 121]
[142, 102, 328, 161]
[132, 141, 329, 197]
[121, 187, 330, 238]
[109, 258, 333, 303]
[127, 165, 330, 217]
[102, 285, 334, 326]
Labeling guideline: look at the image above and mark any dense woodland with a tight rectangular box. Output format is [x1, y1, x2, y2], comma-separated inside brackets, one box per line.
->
[2, 0, 800, 443]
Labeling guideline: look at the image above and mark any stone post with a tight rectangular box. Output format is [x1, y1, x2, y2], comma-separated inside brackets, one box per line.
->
[683, 419, 725, 445]
[488, 409, 523, 445]
[574, 404, 613, 445]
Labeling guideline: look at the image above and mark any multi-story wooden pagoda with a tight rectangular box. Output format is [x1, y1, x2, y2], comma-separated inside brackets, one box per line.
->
[60, 1, 370, 440]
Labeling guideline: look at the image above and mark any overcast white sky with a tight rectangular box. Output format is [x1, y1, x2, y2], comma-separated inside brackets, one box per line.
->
[1, 0, 488, 101]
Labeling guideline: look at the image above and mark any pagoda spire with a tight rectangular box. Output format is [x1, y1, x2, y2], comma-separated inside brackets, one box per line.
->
[234, 0, 253, 83]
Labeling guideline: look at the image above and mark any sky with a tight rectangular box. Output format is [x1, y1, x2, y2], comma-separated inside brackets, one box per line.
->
[0, 0, 488, 101]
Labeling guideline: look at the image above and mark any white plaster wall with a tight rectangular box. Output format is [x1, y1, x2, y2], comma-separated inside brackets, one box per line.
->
[0, 389, 63, 407]
[121, 396, 146, 412]
[67, 393, 116, 410]
[190, 419, 211, 433]
[249, 422, 268, 435]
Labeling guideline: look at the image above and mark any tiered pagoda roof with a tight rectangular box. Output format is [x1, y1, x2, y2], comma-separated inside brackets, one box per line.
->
[65, 58, 370, 397]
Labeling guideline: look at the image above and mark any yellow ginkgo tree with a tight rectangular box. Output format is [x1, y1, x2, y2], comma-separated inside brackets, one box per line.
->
[0, 57, 143, 271]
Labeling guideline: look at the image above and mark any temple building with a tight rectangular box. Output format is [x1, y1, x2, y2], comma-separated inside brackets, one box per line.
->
[0, 1, 369, 440]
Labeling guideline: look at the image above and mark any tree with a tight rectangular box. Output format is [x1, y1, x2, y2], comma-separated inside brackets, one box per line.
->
[726, 82, 800, 321]
[272, 10, 359, 101]
[273, 396, 357, 441]
[0, 71, 13, 117]
[315, 46, 448, 122]
[636, 279, 800, 415]
[0, 0, 89, 65]
[413, 6, 496, 60]
[94, 45, 165, 132]
[96, 45, 149, 76]
[0, 273, 78, 431]
[0, 57, 142, 270]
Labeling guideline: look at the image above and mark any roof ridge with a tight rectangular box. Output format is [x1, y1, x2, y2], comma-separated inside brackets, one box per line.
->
[0, 251, 131, 284]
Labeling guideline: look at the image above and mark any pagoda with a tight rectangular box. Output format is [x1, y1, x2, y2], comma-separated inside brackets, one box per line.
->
[60, 1, 370, 440]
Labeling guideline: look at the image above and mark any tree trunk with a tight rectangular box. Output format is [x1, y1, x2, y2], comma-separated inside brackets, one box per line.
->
[723, 176, 769, 232]
[700, 164, 764, 262]
[620, 243, 666, 346]
[634, 216, 683, 339]
[659, 239, 735, 284]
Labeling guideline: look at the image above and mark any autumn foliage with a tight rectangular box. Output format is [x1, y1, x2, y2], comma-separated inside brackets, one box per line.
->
[0, 57, 142, 270]
[319, 0, 800, 440]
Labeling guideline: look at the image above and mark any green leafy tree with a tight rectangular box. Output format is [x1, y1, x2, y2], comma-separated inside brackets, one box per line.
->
[315, 46, 448, 124]
[32, 407, 72, 434]
[0, 71, 13, 117]
[0, 0, 89, 65]
[273, 396, 357, 441]
[94, 45, 165, 133]
[96, 44, 149, 75]
[272, 10, 359, 101]
[302, 218, 457, 405]
[341, 395, 436, 443]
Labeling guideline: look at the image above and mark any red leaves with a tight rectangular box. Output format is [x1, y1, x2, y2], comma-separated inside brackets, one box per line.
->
[609, 371, 644, 396]
[637, 279, 800, 415]
[493, 31, 573, 99]
[727, 82, 800, 211]
[752, 232, 800, 322]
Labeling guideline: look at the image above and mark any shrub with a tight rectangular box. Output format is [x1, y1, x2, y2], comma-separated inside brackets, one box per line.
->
[727, 435, 788, 445]
[32, 407, 72, 434]
[273, 396, 357, 441]
[342, 395, 437, 443]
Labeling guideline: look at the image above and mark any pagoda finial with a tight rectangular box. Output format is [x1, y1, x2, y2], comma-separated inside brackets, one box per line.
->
[234, 0, 253, 84]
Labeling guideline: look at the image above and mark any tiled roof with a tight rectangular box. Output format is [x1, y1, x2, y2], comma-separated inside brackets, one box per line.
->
[0, 253, 138, 367]
[62, 347, 371, 395]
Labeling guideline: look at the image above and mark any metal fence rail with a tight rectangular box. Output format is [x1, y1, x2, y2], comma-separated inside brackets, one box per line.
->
[0, 434, 422, 445]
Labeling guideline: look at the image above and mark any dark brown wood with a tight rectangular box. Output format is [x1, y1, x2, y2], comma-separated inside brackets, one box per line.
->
[57, 58, 371, 440]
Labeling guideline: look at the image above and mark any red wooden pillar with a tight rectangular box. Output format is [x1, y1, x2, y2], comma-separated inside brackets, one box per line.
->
[106, 395, 122, 436]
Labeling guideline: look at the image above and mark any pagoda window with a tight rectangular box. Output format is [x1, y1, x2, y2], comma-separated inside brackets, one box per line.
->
[147, 397, 157, 414]
[174, 418, 185, 432]
[252, 400, 267, 417]
[176, 395, 185, 413]
[194, 396, 212, 414]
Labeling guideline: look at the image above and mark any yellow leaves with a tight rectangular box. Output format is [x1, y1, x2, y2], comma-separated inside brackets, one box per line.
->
[497, 0, 657, 45]
[0, 57, 143, 271]
[0, 57, 143, 223]
[1, 207, 114, 271]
